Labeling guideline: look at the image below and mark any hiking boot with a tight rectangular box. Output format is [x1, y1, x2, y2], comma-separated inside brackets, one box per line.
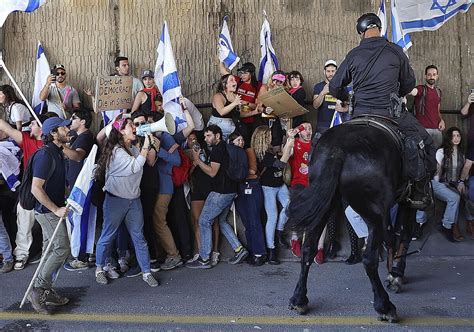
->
[314, 249, 325, 265]
[211, 252, 220, 267]
[14, 257, 28, 270]
[142, 273, 159, 287]
[95, 270, 108, 285]
[118, 257, 129, 273]
[267, 248, 280, 265]
[161, 255, 183, 270]
[326, 241, 340, 259]
[291, 239, 301, 258]
[125, 265, 142, 278]
[27, 287, 49, 314]
[64, 259, 89, 272]
[229, 248, 249, 265]
[186, 256, 212, 269]
[150, 261, 161, 273]
[104, 263, 120, 279]
[411, 222, 424, 241]
[438, 224, 455, 243]
[452, 224, 464, 242]
[44, 288, 69, 306]
[345, 254, 362, 265]
[0, 260, 13, 273]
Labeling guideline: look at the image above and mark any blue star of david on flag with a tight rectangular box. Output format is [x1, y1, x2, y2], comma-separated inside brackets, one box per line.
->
[430, 0, 457, 14]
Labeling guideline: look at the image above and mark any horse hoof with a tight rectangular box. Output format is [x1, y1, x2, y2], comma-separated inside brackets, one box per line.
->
[377, 312, 399, 323]
[385, 275, 402, 293]
[289, 303, 309, 315]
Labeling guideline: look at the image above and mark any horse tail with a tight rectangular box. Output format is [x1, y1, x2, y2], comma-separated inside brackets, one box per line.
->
[286, 148, 344, 232]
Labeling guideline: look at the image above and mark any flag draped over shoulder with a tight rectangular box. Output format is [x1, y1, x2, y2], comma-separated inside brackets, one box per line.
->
[0, 0, 46, 27]
[397, 0, 471, 33]
[391, 0, 412, 52]
[154, 21, 187, 133]
[67, 144, 98, 257]
[219, 17, 240, 70]
[32, 41, 50, 114]
[377, 0, 388, 38]
[258, 13, 279, 84]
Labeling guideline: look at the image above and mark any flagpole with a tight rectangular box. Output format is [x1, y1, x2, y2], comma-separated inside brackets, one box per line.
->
[19, 207, 69, 308]
[0, 58, 42, 126]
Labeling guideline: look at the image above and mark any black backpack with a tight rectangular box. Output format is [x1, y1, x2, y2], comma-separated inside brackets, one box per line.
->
[18, 146, 56, 210]
[225, 144, 248, 182]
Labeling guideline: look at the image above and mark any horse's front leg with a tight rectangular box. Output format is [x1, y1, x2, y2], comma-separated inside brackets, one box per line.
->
[363, 222, 398, 323]
[289, 226, 321, 315]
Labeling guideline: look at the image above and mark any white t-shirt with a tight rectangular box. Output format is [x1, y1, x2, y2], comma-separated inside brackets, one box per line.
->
[46, 84, 80, 118]
[8, 103, 30, 125]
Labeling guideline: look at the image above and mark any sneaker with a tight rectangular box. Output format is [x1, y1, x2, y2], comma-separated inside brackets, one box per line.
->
[125, 265, 142, 278]
[186, 256, 212, 269]
[229, 248, 249, 265]
[118, 257, 129, 273]
[142, 273, 159, 287]
[291, 239, 301, 258]
[161, 255, 183, 270]
[0, 260, 13, 273]
[412, 222, 424, 240]
[314, 249, 325, 265]
[44, 288, 69, 306]
[27, 287, 49, 314]
[150, 261, 161, 273]
[14, 257, 28, 270]
[104, 263, 120, 279]
[186, 253, 200, 264]
[95, 270, 108, 285]
[29, 255, 41, 264]
[211, 252, 220, 267]
[64, 259, 89, 272]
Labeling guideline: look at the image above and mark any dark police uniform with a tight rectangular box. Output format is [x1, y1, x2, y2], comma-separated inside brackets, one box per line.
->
[329, 36, 436, 178]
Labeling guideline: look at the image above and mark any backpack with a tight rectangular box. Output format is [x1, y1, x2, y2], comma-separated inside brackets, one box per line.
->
[225, 144, 248, 182]
[18, 146, 56, 210]
[171, 148, 192, 187]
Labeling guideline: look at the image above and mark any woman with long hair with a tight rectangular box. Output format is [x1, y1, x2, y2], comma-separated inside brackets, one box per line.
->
[419, 127, 467, 242]
[0, 84, 30, 130]
[230, 131, 267, 266]
[94, 114, 159, 286]
[251, 125, 293, 264]
[208, 74, 242, 141]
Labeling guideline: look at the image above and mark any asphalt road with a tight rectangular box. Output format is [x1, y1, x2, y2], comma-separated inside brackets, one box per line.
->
[1, 254, 473, 331]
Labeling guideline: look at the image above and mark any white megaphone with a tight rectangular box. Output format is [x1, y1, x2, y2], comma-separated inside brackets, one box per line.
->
[136, 112, 176, 136]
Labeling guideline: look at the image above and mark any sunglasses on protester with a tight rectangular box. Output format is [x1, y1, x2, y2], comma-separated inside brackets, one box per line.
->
[56, 71, 66, 76]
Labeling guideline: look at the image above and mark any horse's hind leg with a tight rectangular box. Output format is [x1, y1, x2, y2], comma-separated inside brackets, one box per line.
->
[363, 221, 398, 323]
[289, 216, 327, 315]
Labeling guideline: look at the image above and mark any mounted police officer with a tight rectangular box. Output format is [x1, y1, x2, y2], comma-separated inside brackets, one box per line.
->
[329, 13, 436, 209]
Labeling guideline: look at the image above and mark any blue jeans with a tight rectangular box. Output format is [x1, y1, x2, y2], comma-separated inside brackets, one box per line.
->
[417, 180, 460, 229]
[262, 184, 290, 249]
[198, 191, 240, 260]
[235, 180, 266, 256]
[96, 194, 151, 273]
[0, 212, 13, 262]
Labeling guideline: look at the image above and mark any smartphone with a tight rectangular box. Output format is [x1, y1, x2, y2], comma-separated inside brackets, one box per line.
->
[50, 69, 56, 82]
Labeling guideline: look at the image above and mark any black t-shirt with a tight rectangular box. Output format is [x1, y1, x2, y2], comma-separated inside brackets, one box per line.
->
[210, 140, 238, 194]
[259, 151, 284, 187]
[140, 162, 159, 194]
[32, 143, 66, 213]
[191, 148, 212, 195]
[67, 130, 95, 187]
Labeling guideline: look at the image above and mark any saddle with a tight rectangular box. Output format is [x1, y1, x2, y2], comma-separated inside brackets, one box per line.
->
[345, 114, 404, 152]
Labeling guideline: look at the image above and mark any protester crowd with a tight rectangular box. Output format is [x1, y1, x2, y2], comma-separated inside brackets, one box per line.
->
[0, 55, 473, 314]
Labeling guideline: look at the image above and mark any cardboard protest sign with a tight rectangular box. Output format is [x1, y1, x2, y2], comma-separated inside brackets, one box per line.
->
[95, 76, 133, 111]
[258, 87, 309, 119]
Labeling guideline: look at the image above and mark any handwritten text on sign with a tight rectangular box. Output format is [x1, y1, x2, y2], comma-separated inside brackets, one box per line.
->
[95, 76, 133, 111]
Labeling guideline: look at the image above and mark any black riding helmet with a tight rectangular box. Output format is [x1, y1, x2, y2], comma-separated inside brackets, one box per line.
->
[356, 13, 382, 34]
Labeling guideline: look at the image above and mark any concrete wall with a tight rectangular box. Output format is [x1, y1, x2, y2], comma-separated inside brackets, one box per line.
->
[1, 0, 472, 130]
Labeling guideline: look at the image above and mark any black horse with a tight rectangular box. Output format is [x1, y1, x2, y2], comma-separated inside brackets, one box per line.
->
[287, 119, 418, 322]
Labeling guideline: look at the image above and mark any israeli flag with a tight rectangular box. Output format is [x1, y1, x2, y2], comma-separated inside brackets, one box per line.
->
[258, 12, 279, 84]
[219, 17, 240, 70]
[397, 0, 471, 33]
[392, 0, 412, 52]
[330, 111, 342, 128]
[377, 0, 388, 38]
[154, 21, 187, 132]
[32, 42, 50, 114]
[0, 0, 47, 27]
[67, 144, 98, 257]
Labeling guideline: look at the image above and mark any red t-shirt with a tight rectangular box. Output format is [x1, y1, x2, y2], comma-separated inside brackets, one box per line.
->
[20, 132, 43, 170]
[235, 76, 261, 124]
[414, 85, 441, 129]
[289, 138, 311, 187]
